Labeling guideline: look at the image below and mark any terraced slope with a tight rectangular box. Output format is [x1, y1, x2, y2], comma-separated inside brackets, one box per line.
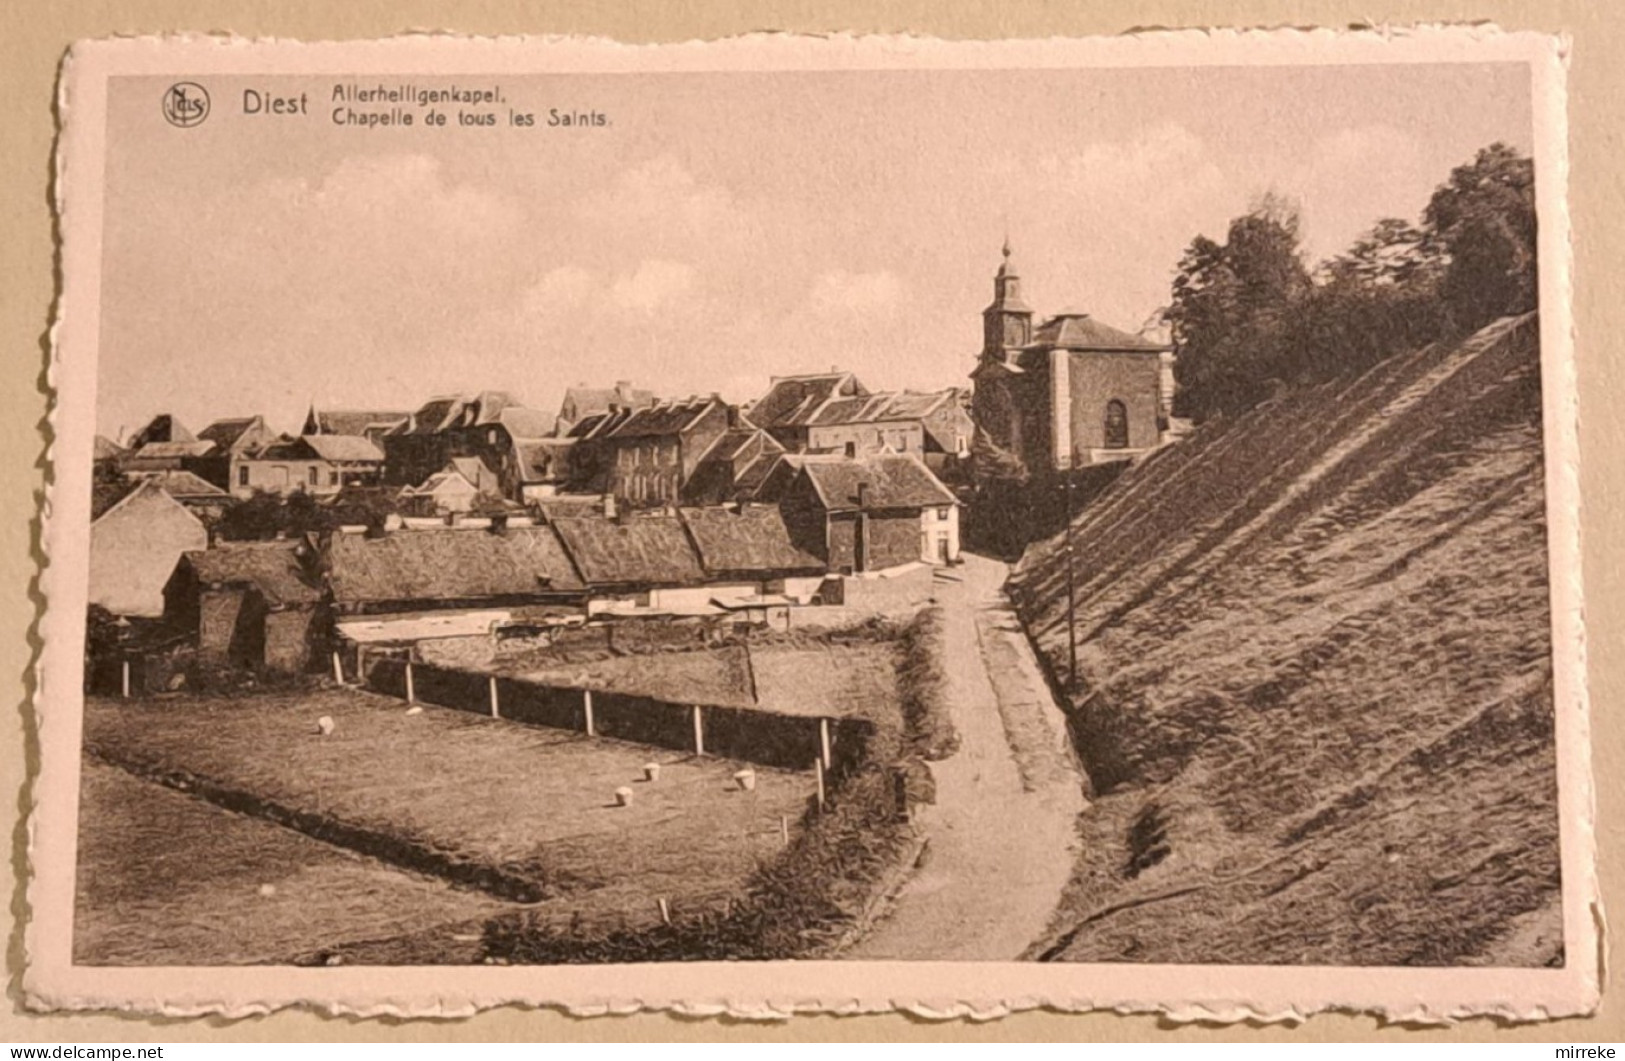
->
[1010, 314, 1563, 966]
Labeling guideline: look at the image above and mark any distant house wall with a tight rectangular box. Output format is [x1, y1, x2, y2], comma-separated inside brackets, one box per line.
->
[231, 457, 337, 499]
[805, 420, 923, 457]
[647, 582, 760, 611]
[827, 512, 859, 572]
[867, 512, 924, 571]
[88, 488, 208, 618]
[265, 607, 318, 674]
[197, 586, 268, 668]
[610, 437, 684, 503]
[919, 503, 961, 563]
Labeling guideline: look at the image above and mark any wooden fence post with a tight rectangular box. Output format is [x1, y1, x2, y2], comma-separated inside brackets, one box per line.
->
[583, 688, 595, 736]
[405, 660, 415, 704]
[489, 676, 500, 719]
[815, 758, 827, 812]
[120, 659, 131, 699]
[331, 651, 344, 684]
[692, 705, 705, 756]
[356, 645, 366, 683]
[819, 717, 832, 770]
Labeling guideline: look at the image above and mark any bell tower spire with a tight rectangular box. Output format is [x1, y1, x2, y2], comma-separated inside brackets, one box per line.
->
[983, 238, 1033, 364]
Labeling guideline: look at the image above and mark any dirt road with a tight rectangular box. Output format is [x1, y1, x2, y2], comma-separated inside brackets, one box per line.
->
[847, 554, 1087, 960]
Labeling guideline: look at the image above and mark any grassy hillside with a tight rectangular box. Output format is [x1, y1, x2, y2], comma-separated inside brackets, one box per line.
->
[1009, 314, 1563, 966]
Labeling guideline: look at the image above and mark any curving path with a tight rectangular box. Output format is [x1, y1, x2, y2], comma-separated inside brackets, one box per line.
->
[846, 553, 1087, 961]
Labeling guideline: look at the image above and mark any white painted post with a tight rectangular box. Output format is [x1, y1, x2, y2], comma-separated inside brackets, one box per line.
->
[489, 676, 500, 719]
[815, 758, 827, 812]
[356, 645, 366, 683]
[819, 717, 832, 770]
[658, 897, 671, 925]
[120, 659, 131, 699]
[780, 815, 790, 846]
[583, 688, 595, 736]
[405, 661, 416, 704]
[331, 651, 344, 684]
[692, 705, 705, 756]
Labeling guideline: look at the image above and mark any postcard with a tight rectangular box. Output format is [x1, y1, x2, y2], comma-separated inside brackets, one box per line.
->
[26, 27, 1597, 1022]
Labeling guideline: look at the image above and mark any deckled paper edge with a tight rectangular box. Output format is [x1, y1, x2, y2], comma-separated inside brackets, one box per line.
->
[21, 23, 1601, 1027]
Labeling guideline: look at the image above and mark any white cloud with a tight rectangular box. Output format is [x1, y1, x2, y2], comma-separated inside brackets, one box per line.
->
[808, 269, 904, 314]
[608, 259, 698, 313]
[522, 265, 596, 315]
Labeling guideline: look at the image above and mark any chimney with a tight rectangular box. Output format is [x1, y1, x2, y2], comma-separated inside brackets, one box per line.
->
[829, 364, 839, 374]
[726, 405, 740, 428]
[616, 379, 635, 403]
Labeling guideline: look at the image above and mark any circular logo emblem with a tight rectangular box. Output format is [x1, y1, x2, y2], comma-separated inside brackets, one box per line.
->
[161, 82, 210, 128]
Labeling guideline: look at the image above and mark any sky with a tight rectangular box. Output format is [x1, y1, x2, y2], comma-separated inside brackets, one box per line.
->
[95, 62, 1535, 441]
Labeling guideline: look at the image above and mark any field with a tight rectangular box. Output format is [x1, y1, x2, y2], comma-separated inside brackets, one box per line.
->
[81, 688, 815, 962]
[496, 636, 904, 721]
[75, 760, 510, 965]
[1012, 315, 1564, 966]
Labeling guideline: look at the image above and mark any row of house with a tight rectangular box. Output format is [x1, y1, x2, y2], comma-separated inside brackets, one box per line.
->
[124, 453, 950, 673]
[100, 369, 974, 516]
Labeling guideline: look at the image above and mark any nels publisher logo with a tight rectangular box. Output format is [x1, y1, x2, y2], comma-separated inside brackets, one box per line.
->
[161, 82, 210, 127]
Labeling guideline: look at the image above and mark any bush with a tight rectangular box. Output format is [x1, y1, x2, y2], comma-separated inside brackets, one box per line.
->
[897, 606, 960, 761]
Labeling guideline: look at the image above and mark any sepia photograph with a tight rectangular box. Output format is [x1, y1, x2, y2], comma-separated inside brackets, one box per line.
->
[27, 29, 1594, 1019]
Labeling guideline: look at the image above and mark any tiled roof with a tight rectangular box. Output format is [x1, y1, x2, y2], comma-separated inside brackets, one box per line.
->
[301, 434, 386, 463]
[308, 410, 411, 437]
[496, 407, 557, 440]
[750, 373, 866, 428]
[798, 454, 956, 511]
[183, 541, 324, 606]
[549, 513, 705, 586]
[1030, 312, 1170, 351]
[327, 525, 585, 604]
[125, 440, 216, 461]
[140, 469, 232, 500]
[679, 505, 825, 575]
[197, 416, 267, 452]
[603, 396, 724, 440]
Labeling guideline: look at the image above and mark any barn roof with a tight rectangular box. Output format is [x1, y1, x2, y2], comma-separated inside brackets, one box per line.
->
[549, 514, 705, 586]
[679, 505, 825, 575]
[182, 540, 324, 606]
[799, 454, 956, 511]
[302, 433, 385, 463]
[327, 525, 585, 604]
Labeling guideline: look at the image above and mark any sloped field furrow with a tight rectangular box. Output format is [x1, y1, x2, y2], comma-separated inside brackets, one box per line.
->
[1010, 314, 1561, 966]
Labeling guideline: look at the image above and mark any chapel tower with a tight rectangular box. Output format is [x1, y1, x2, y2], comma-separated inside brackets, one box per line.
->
[981, 238, 1033, 364]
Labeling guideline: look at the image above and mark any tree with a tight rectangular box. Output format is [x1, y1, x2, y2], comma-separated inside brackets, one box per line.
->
[216, 489, 338, 541]
[1423, 143, 1537, 332]
[1168, 198, 1311, 421]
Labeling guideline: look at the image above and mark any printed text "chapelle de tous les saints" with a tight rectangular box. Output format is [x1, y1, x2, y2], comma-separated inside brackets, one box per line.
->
[240, 83, 609, 129]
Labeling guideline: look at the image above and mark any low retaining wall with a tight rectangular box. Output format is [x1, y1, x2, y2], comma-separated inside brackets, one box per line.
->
[363, 657, 871, 775]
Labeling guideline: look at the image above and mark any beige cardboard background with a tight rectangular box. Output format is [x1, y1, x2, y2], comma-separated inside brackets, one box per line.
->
[0, 0, 1616, 1043]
